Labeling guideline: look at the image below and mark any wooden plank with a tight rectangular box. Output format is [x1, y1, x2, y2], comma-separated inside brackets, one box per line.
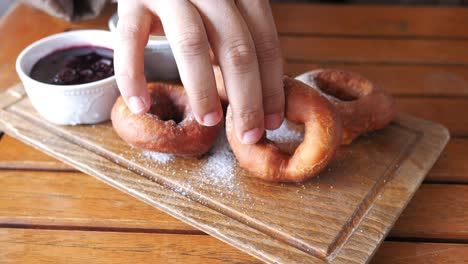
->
[280, 36, 468, 65]
[0, 135, 73, 171]
[371, 242, 468, 264]
[9, 94, 436, 260]
[426, 139, 468, 183]
[1, 166, 465, 239]
[0, 108, 316, 263]
[0, 3, 460, 262]
[0, 228, 259, 264]
[0, 3, 116, 89]
[0, 170, 198, 233]
[390, 184, 468, 240]
[397, 98, 468, 136]
[0, 86, 449, 263]
[329, 114, 449, 263]
[4, 4, 468, 91]
[272, 4, 468, 38]
[285, 63, 468, 97]
[2, 228, 467, 264]
[2, 173, 467, 241]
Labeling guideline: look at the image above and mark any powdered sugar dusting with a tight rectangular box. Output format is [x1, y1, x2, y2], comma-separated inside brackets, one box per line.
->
[200, 130, 236, 186]
[135, 130, 239, 191]
[295, 71, 320, 89]
[143, 150, 174, 164]
[266, 121, 304, 143]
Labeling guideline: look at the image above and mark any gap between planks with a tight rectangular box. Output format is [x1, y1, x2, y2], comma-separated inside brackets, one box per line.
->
[2, 223, 467, 244]
[1, 227, 467, 264]
[280, 32, 468, 41]
[386, 237, 468, 245]
[286, 59, 468, 67]
[0, 223, 204, 235]
[2, 171, 466, 242]
[272, 4, 468, 39]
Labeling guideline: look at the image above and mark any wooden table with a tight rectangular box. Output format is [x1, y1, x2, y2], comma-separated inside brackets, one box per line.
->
[0, 3, 467, 263]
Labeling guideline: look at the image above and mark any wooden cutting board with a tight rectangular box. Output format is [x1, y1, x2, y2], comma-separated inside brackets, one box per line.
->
[0, 84, 449, 264]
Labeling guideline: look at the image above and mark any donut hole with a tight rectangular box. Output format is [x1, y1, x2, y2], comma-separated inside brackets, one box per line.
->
[316, 82, 359, 101]
[266, 121, 304, 155]
[315, 70, 373, 101]
[149, 91, 186, 124]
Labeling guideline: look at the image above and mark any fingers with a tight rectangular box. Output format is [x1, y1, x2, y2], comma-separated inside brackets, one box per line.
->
[237, 0, 284, 130]
[148, 0, 222, 127]
[114, 2, 152, 114]
[192, 0, 264, 144]
[149, 13, 165, 36]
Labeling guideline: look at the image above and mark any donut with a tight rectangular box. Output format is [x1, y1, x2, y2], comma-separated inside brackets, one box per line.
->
[111, 82, 222, 157]
[226, 77, 342, 182]
[296, 69, 396, 145]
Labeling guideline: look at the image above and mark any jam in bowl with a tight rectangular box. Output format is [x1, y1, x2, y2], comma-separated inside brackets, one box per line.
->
[16, 30, 120, 125]
[30, 46, 114, 85]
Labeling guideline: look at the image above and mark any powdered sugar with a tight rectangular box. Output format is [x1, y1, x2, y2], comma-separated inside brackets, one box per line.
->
[200, 130, 236, 185]
[267, 121, 304, 143]
[136, 121, 305, 199]
[141, 121, 304, 172]
[143, 150, 174, 164]
[138, 130, 238, 190]
[266, 121, 305, 154]
[295, 71, 320, 90]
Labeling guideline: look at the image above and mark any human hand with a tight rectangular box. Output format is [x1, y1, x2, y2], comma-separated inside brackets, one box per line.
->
[115, 0, 284, 144]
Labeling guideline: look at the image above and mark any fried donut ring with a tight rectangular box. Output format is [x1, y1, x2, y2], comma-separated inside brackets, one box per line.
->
[111, 82, 222, 157]
[226, 77, 342, 182]
[296, 69, 396, 145]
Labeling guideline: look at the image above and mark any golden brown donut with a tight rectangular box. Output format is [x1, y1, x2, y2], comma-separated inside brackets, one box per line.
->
[111, 82, 222, 157]
[226, 77, 342, 183]
[296, 69, 396, 145]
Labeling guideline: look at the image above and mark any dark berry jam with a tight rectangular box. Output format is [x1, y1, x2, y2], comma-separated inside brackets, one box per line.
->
[30, 46, 114, 85]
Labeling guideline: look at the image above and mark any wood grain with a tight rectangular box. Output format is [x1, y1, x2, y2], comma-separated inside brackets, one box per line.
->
[427, 139, 468, 183]
[1, 171, 466, 241]
[3, 5, 468, 94]
[285, 63, 468, 97]
[0, 84, 449, 263]
[2, 228, 466, 264]
[0, 170, 198, 233]
[272, 4, 468, 38]
[0, 3, 462, 263]
[0, 107, 316, 263]
[371, 242, 468, 264]
[397, 98, 468, 136]
[10, 96, 423, 259]
[0, 228, 259, 264]
[0, 135, 73, 171]
[1, 231, 466, 264]
[390, 184, 468, 240]
[280, 37, 468, 65]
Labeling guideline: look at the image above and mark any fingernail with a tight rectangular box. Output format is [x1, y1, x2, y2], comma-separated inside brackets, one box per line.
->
[242, 128, 262, 144]
[128, 96, 146, 114]
[264, 113, 283, 130]
[202, 111, 221, 126]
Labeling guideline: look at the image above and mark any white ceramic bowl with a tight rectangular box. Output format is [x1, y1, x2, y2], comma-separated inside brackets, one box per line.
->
[108, 13, 179, 81]
[16, 30, 120, 125]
